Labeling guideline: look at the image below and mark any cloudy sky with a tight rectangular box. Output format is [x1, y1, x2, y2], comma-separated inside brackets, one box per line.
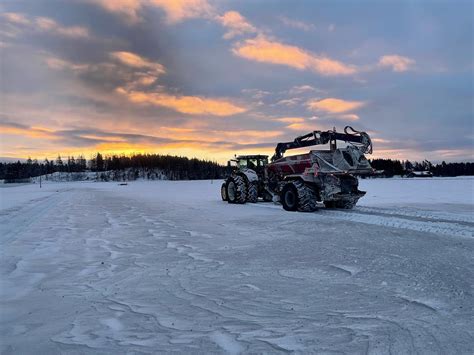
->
[1, 0, 472, 162]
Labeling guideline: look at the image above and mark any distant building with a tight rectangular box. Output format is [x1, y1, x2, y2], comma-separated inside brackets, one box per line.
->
[406, 171, 433, 178]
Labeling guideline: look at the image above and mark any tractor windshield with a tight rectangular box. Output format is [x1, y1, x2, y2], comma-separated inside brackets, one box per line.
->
[237, 157, 268, 169]
[247, 159, 258, 169]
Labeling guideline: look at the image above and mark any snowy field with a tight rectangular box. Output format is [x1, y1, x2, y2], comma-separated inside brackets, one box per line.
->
[1, 177, 473, 354]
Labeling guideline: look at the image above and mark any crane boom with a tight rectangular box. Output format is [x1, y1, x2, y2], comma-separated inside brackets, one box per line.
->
[272, 126, 372, 161]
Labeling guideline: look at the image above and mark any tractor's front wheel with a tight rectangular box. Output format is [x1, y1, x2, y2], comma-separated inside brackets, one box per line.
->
[221, 182, 228, 201]
[226, 176, 247, 204]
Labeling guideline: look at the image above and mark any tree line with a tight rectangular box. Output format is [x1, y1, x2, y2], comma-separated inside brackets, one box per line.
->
[369, 159, 474, 177]
[0, 153, 227, 182]
[0, 154, 473, 182]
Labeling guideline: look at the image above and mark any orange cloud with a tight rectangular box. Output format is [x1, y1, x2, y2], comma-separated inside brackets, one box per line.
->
[90, 0, 214, 24]
[378, 55, 415, 72]
[0, 124, 56, 139]
[80, 135, 128, 142]
[118, 89, 246, 116]
[217, 11, 257, 39]
[150, 0, 214, 23]
[233, 37, 357, 76]
[276, 117, 305, 124]
[307, 98, 366, 113]
[110, 51, 165, 74]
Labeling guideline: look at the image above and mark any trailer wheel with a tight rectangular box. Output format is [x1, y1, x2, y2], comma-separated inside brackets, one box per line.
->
[281, 183, 298, 211]
[221, 182, 228, 201]
[226, 175, 247, 204]
[247, 181, 258, 203]
[293, 180, 318, 212]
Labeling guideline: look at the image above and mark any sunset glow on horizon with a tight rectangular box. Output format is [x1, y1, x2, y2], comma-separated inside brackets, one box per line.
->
[1, 0, 473, 163]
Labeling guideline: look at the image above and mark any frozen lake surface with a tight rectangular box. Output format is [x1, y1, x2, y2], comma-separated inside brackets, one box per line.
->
[1, 177, 473, 353]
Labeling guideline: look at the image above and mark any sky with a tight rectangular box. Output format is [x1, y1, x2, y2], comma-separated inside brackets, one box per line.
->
[0, 0, 473, 163]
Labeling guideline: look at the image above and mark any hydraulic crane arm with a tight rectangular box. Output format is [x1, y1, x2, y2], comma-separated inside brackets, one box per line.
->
[272, 126, 372, 162]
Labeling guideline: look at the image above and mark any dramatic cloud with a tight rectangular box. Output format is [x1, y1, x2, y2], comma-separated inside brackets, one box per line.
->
[117, 89, 247, 116]
[307, 98, 366, 114]
[378, 55, 415, 72]
[232, 37, 357, 76]
[217, 11, 258, 39]
[1, 1, 470, 162]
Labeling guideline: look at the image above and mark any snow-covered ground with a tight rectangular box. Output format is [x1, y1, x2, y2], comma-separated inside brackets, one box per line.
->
[1, 177, 473, 353]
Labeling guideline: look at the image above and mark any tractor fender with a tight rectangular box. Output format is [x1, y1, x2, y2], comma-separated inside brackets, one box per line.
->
[237, 168, 258, 183]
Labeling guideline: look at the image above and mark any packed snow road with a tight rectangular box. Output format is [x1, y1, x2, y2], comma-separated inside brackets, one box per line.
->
[1, 178, 473, 354]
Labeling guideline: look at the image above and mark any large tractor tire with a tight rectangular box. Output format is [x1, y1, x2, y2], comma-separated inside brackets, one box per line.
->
[293, 180, 318, 212]
[247, 181, 258, 203]
[280, 180, 318, 212]
[221, 182, 228, 201]
[281, 183, 298, 211]
[226, 175, 247, 204]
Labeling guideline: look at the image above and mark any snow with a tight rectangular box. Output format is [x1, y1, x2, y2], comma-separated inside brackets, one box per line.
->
[1, 177, 473, 353]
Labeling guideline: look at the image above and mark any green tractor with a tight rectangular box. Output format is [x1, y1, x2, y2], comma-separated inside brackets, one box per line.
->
[221, 155, 272, 204]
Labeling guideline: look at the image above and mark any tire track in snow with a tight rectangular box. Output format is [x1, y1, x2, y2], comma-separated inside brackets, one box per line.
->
[251, 202, 474, 238]
[319, 209, 473, 238]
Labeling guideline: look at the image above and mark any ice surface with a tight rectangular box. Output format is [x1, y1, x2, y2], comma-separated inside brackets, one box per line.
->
[1, 177, 473, 353]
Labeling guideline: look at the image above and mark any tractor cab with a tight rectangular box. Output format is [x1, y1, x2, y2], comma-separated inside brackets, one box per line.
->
[233, 155, 268, 174]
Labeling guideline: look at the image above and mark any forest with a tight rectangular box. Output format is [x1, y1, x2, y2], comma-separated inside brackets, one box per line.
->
[0, 153, 472, 182]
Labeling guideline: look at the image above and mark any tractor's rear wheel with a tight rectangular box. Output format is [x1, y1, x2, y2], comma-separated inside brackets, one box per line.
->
[247, 181, 258, 203]
[221, 182, 228, 201]
[226, 176, 247, 204]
